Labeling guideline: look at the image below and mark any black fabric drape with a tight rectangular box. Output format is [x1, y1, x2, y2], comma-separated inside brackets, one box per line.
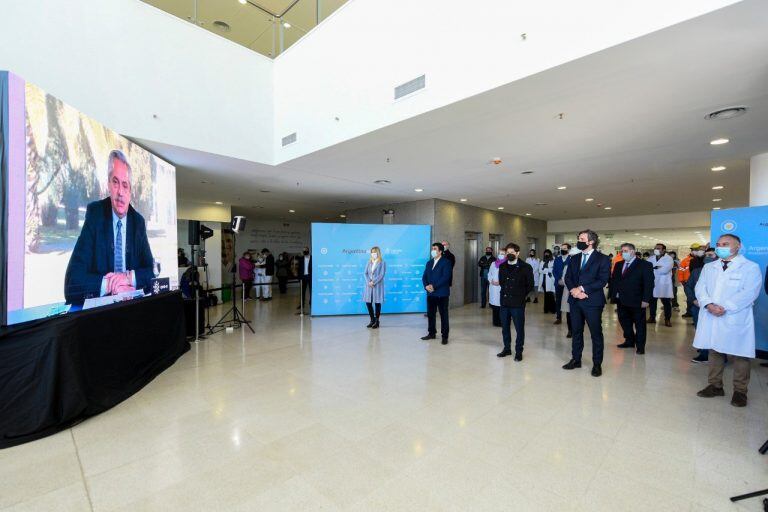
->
[0, 292, 188, 448]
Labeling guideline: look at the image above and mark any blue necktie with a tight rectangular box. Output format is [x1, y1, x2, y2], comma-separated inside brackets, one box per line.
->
[581, 255, 588, 270]
[115, 219, 124, 272]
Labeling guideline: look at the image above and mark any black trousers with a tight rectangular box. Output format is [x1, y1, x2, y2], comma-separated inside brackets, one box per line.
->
[242, 279, 253, 299]
[570, 302, 605, 365]
[500, 306, 526, 353]
[366, 302, 382, 319]
[555, 283, 564, 320]
[427, 295, 450, 339]
[277, 276, 288, 293]
[649, 298, 671, 321]
[617, 301, 647, 349]
[543, 291, 556, 313]
[491, 305, 501, 327]
[480, 276, 489, 307]
[300, 276, 312, 306]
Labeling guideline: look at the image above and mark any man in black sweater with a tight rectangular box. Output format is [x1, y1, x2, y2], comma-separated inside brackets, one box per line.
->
[610, 243, 654, 354]
[496, 243, 535, 360]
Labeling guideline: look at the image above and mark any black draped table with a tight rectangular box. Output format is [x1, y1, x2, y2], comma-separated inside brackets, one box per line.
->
[0, 291, 189, 448]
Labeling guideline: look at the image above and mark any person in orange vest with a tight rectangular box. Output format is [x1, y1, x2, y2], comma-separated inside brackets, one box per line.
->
[679, 243, 703, 318]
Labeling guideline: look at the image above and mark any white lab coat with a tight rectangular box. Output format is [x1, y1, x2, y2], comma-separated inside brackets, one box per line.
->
[488, 261, 501, 307]
[538, 260, 555, 293]
[649, 254, 674, 298]
[559, 262, 571, 313]
[527, 257, 542, 287]
[693, 255, 762, 358]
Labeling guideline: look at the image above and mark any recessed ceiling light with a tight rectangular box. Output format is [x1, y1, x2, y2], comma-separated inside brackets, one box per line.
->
[705, 106, 748, 121]
[460, 198, 468, 202]
[604, 206, 612, 210]
[414, 188, 423, 192]
[282, 22, 291, 28]
[634, 233, 641, 236]
[712, 185, 724, 190]
[212, 20, 232, 32]
[497, 207, 504, 210]
[713, 207, 721, 210]
[288, 209, 295, 213]
[712, 198, 722, 202]
[339, 214, 347, 218]
[214, 201, 223, 205]
[525, 213, 532, 216]
[710, 138, 729, 145]
[585, 198, 594, 202]
[374, 179, 391, 184]
[557, 186, 567, 190]
[521, 170, 534, 175]
[711, 166, 726, 172]
[238, 0, 246, 4]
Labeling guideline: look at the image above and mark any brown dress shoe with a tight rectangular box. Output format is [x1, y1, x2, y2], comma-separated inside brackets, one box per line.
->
[554, 319, 562, 325]
[664, 319, 672, 327]
[646, 318, 656, 324]
[697, 385, 725, 398]
[731, 391, 747, 407]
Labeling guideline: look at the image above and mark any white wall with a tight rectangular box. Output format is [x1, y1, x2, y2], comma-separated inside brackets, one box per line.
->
[177, 201, 232, 224]
[547, 211, 711, 234]
[0, 0, 273, 165]
[273, 0, 739, 163]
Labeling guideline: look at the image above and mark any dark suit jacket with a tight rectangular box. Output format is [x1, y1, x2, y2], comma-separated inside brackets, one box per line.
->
[564, 251, 611, 308]
[498, 260, 535, 307]
[422, 257, 452, 297]
[297, 255, 312, 278]
[64, 198, 154, 304]
[610, 258, 653, 308]
[264, 254, 275, 276]
[443, 250, 456, 286]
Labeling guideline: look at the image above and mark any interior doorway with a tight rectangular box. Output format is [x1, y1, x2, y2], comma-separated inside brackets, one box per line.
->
[464, 232, 482, 304]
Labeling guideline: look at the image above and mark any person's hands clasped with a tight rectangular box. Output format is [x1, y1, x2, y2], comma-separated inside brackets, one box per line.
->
[425, 284, 434, 293]
[106, 271, 134, 295]
[706, 303, 726, 317]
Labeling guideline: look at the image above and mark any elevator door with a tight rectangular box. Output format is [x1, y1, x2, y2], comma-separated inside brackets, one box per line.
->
[464, 233, 481, 304]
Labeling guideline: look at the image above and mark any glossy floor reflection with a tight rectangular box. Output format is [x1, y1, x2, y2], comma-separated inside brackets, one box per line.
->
[3, 291, 767, 511]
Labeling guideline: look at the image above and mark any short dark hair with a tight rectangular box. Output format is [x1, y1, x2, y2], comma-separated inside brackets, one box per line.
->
[261, 247, 269, 253]
[432, 242, 444, 253]
[505, 242, 520, 252]
[578, 229, 599, 248]
[561, 242, 571, 250]
[621, 243, 636, 251]
[705, 246, 716, 253]
[655, 243, 667, 251]
[718, 234, 742, 244]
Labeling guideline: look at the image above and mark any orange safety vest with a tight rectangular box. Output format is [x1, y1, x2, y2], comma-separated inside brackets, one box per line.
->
[611, 253, 623, 274]
[678, 255, 692, 283]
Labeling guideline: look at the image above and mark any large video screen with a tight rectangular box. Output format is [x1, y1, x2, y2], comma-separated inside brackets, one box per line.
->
[2, 72, 178, 325]
[311, 223, 431, 316]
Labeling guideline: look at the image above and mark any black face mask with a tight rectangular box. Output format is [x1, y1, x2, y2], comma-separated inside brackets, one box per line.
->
[506, 254, 517, 262]
[576, 241, 589, 251]
[560, 250, 569, 256]
[485, 252, 492, 257]
[303, 251, 309, 256]
[543, 254, 552, 261]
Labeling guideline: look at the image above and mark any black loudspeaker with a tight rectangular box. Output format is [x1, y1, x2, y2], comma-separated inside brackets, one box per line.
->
[188, 220, 200, 245]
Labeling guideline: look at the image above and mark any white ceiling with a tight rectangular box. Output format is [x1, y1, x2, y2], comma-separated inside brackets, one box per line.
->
[136, 0, 768, 224]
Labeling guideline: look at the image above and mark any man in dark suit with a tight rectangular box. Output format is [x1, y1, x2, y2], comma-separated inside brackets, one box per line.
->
[441, 240, 456, 287]
[296, 246, 312, 310]
[610, 243, 654, 354]
[496, 243, 535, 360]
[562, 229, 611, 377]
[64, 150, 154, 305]
[422, 242, 452, 344]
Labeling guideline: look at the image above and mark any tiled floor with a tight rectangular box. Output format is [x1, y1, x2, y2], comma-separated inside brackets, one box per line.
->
[2, 292, 767, 511]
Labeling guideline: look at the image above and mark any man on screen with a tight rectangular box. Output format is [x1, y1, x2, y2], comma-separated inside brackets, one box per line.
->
[64, 150, 154, 304]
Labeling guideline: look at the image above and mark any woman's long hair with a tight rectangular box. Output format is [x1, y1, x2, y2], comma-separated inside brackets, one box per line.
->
[370, 246, 383, 263]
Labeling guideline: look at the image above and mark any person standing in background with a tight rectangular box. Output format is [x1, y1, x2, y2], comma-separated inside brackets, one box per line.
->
[363, 246, 387, 329]
[487, 249, 505, 327]
[525, 249, 541, 303]
[610, 243, 654, 354]
[238, 251, 255, 301]
[694, 234, 761, 407]
[276, 252, 290, 294]
[553, 243, 571, 326]
[562, 229, 611, 377]
[539, 249, 556, 314]
[689, 246, 716, 363]
[497, 243, 535, 360]
[648, 243, 674, 326]
[297, 246, 312, 311]
[441, 240, 456, 287]
[478, 247, 494, 309]
[422, 242, 452, 344]
[261, 248, 275, 301]
[559, 248, 580, 339]
[679, 244, 699, 318]
[670, 251, 681, 311]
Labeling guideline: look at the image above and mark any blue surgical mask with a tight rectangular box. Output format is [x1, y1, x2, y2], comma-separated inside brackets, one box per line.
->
[431, 250, 438, 258]
[704, 256, 716, 264]
[715, 247, 732, 259]
[622, 251, 633, 261]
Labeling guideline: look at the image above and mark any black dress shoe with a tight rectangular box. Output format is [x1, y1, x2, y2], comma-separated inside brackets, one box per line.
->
[366, 320, 374, 328]
[646, 318, 656, 324]
[636, 348, 645, 355]
[591, 365, 602, 377]
[554, 319, 562, 325]
[566, 332, 573, 338]
[441, 338, 449, 345]
[697, 385, 725, 398]
[616, 342, 635, 348]
[731, 391, 748, 407]
[514, 353, 523, 362]
[497, 350, 512, 358]
[371, 320, 380, 329]
[421, 334, 436, 341]
[562, 359, 581, 370]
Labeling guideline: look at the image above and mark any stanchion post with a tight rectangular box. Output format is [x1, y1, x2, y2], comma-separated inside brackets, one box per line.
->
[300, 279, 304, 317]
[194, 285, 200, 342]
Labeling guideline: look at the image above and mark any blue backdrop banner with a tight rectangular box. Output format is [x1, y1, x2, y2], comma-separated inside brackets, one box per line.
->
[311, 223, 431, 316]
[711, 206, 768, 352]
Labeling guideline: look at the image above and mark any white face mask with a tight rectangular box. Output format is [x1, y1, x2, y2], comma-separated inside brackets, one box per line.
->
[371, 253, 378, 259]
[693, 250, 704, 257]
[654, 249, 661, 256]
[431, 250, 438, 258]
[498, 253, 505, 260]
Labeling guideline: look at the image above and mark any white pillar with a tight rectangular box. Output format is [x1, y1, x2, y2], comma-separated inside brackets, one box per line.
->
[750, 153, 768, 206]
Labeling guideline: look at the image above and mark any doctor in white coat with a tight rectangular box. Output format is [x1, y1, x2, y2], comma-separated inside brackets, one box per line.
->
[647, 243, 674, 326]
[694, 234, 762, 407]
[487, 250, 505, 327]
[526, 250, 541, 304]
